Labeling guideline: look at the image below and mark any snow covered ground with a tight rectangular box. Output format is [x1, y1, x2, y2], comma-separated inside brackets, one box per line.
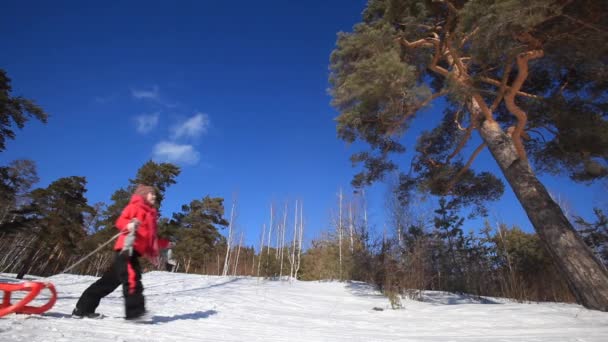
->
[1, 271, 607, 341]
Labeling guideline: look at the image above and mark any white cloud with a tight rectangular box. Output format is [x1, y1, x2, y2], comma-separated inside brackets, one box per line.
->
[131, 86, 160, 100]
[135, 112, 160, 134]
[170, 113, 210, 140]
[153, 141, 200, 165]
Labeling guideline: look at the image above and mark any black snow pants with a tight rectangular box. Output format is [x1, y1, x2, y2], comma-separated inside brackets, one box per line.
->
[75, 251, 145, 319]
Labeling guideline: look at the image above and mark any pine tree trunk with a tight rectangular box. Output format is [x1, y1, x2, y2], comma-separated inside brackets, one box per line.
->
[479, 119, 608, 311]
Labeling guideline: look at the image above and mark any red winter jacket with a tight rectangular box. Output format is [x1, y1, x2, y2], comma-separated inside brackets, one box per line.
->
[113, 194, 169, 258]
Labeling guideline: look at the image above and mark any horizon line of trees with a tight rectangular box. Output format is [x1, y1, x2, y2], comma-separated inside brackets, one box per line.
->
[0, 157, 312, 280]
[0, 157, 605, 308]
[2, 0, 608, 313]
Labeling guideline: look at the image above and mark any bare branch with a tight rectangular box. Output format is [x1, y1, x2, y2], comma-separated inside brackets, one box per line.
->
[490, 59, 514, 112]
[442, 1, 469, 77]
[429, 45, 450, 77]
[453, 108, 466, 131]
[399, 23, 435, 30]
[446, 142, 487, 195]
[447, 124, 475, 163]
[397, 37, 434, 49]
[398, 35, 450, 78]
[562, 14, 608, 35]
[479, 77, 541, 99]
[461, 26, 480, 47]
[504, 49, 544, 161]
[387, 90, 448, 135]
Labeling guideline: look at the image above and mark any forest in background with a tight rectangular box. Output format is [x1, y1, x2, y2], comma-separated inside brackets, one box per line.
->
[1, 0, 607, 311]
[0, 157, 605, 307]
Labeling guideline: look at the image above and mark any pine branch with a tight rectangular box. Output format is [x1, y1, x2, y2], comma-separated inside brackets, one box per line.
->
[387, 90, 448, 135]
[490, 59, 514, 112]
[504, 49, 544, 161]
[445, 142, 487, 195]
[447, 124, 475, 163]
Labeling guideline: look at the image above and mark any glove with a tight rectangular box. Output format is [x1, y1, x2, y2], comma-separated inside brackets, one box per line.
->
[122, 219, 140, 256]
[126, 218, 140, 233]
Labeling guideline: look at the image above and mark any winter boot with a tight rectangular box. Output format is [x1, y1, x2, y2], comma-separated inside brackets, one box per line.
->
[72, 308, 103, 319]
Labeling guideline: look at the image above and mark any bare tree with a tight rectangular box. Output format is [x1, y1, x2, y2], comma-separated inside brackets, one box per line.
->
[257, 223, 266, 277]
[266, 203, 273, 257]
[280, 202, 288, 278]
[295, 201, 304, 280]
[233, 232, 244, 276]
[290, 200, 299, 279]
[222, 200, 236, 276]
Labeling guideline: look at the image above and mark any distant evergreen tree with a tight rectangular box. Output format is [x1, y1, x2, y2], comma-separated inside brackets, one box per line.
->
[0, 69, 48, 152]
[171, 196, 229, 274]
[575, 209, 608, 268]
[492, 225, 571, 302]
[0, 159, 39, 234]
[103, 160, 181, 226]
[16, 176, 94, 278]
[300, 239, 342, 281]
[130, 160, 181, 208]
[432, 198, 466, 292]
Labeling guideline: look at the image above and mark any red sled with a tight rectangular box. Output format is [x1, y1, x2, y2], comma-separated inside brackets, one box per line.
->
[0, 281, 57, 317]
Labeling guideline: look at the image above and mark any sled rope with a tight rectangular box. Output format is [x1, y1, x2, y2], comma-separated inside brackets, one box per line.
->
[61, 232, 122, 274]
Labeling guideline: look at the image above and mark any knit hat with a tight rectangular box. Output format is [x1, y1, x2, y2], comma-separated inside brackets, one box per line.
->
[134, 184, 156, 197]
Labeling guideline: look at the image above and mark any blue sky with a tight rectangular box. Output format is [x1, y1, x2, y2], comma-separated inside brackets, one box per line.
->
[1, 0, 605, 248]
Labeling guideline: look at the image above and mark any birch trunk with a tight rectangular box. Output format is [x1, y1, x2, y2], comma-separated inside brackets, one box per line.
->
[233, 232, 243, 276]
[266, 204, 273, 257]
[295, 201, 304, 279]
[257, 224, 266, 277]
[222, 201, 236, 276]
[280, 203, 288, 278]
[290, 200, 298, 279]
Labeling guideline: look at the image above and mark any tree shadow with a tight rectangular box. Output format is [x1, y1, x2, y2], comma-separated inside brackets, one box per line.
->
[41, 312, 73, 318]
[39, 310, 219, 322]
[344, 281, 385, 299]
[419, 291, 500, 305]
[344, 281, 500, 305]
[151, 310, 217, 323]
[59, 277, 243, 300]
[146, 277, 243, 297]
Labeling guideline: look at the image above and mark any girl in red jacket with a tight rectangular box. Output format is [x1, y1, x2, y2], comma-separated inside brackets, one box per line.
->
[72, 184, 169, 320]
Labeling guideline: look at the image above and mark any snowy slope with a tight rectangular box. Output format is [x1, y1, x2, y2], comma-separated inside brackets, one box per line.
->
[1, 272, 607, 342]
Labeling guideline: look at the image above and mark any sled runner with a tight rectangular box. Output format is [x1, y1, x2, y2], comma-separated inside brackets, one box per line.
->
[0, 281, 57, 317]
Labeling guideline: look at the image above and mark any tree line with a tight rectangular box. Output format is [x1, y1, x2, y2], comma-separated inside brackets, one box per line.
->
[0, 158, 233, 278]
[1, 0, 607, 311]
[299, 190, 606, 307]
[0, 156, 604, 308]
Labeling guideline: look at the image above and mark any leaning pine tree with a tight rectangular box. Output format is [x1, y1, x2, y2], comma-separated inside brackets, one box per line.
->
[329, 0, 608, 310]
